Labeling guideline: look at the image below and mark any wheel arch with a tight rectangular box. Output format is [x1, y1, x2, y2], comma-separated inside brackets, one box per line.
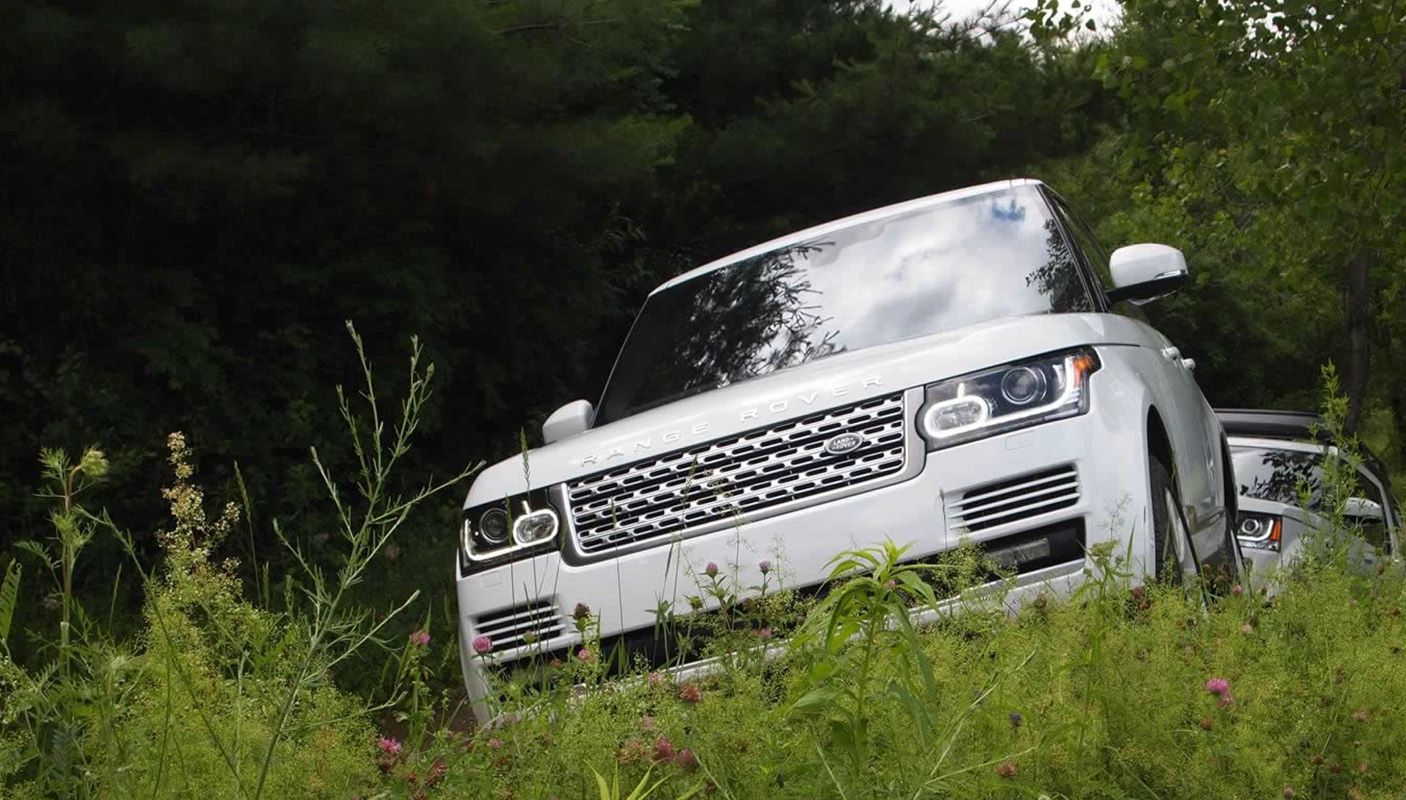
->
[1220, 433, 1246, 576]
[1219, 434, 1239, 524]
[1143, 404, 1177, 574]
[1146, 406, 1175, 473]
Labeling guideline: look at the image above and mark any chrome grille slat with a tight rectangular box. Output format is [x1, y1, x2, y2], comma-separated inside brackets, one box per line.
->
[474, 601, 566, 651]
[949, 472, 1077, 512]
[950, 466, 1080, 532]
[572, 424, 903, 522]
[571, 417, 897, 507]
[568, 393, 906, 553]
[956, 491, 1080, 528]
[952, 477, 1080, 517]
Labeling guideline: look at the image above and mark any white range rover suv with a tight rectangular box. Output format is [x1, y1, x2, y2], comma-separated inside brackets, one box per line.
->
[456, 179, 1240, 721]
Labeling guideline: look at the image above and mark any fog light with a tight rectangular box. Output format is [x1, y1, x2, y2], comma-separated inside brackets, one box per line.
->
[514, 508, 559, 545]
[984, 538, 1051, 571]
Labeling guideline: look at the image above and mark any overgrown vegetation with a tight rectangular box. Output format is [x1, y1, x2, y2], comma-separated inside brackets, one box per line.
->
[444, 550, 1406, 800]
[3, 326, 1403, 798]
[1, 327, 474, 798]
[5, 0, 1404, 705]
[4, 0, 1406, 797]
[1038, 0, 1406, 457]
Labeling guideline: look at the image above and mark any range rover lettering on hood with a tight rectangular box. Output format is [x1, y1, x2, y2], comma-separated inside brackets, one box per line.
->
[575, 375, 884, 467]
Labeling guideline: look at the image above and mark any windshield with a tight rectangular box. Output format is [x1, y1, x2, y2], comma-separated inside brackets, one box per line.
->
[1232, 445, 1328, 509]
[596, 186, 1093, 424]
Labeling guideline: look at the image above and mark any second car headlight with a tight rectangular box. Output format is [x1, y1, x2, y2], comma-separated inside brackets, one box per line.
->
[918, 349, 1100, 450]
[1236, 512, 1282, 551]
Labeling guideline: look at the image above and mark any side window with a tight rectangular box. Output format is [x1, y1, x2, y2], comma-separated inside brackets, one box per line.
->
[1045, 192, 1146, 319]
[1057, 203, 1112, 286]
[1350, 468, 1392, 554]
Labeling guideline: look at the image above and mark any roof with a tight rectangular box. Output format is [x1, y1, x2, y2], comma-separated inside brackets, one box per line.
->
[1217, 408, 1393, 485]
[651, 178, 1047, 294]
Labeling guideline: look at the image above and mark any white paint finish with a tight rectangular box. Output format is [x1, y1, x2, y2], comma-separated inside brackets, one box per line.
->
[457, 342, 1226, 721]
[1110, 243, 1188, 291]
[1229, 435, 1403, 585]
[1004, 431, 1035, 450]
[463, 313, 1168, 501]
[541, 399, 594, 444]
[454, 179, 1226, 723]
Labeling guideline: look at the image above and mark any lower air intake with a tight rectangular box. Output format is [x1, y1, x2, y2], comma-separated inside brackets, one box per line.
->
[949, 465, 1080, 532]
[472, 600, 566, 653]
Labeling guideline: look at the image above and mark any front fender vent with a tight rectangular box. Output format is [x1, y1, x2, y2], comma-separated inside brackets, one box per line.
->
[472, 600, 566, 654]
[949, 465, 1080, 532]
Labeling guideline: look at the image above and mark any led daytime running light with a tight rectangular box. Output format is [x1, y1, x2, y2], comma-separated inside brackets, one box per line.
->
[1237, 515, 1281, 544]
[923, 394, 990, 439]
[462, 494, 562, 565]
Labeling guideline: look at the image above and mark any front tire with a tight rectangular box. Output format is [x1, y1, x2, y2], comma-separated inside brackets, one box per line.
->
[1150, 456, 1190, 584]
[1202, 508, 1243, 596]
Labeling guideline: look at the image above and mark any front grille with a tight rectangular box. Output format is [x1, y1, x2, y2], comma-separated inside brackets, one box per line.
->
[567, 392, 907, 554]
[473, 600, 566, 652]
[949, 465, 1080, 532]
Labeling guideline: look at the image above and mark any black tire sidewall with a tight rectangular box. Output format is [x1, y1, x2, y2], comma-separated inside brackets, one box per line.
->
[1149, 456, 1180, 583]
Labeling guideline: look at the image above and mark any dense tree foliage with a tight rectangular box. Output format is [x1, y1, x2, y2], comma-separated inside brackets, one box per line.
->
[2, 0, 1402, 642]
[0, 0, 1105, 550]
[1039, 0, 1406, 459]
[1, 0, 695, 537]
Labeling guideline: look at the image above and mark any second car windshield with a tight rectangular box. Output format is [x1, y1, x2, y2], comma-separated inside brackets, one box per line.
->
[1232, 445, 1328, 508]
[596, 186, 1094, 424]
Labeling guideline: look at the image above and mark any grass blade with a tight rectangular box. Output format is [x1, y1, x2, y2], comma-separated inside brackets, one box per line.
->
[0, 559, 19, 645]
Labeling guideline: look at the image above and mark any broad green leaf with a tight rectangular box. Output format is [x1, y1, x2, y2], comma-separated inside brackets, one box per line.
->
[592, 766, 615, 800]
[792, 685, 842, 710]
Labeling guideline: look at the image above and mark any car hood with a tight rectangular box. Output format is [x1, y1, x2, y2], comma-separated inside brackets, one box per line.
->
[1236, 496, 1318, 527]
[465, 312, 1165, 506]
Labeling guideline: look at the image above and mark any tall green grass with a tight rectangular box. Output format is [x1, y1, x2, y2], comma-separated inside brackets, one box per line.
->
[2, 344, 1401, 800]
[438, 543, 1405, 800]
[0, 324, 477, 799]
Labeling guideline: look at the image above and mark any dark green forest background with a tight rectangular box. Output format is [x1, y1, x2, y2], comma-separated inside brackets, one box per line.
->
[2, 0, 1403, 657]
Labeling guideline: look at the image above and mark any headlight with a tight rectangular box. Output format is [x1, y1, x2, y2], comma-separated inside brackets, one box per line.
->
[1236, 512, 1281, 551]
[478, 507, 511, 547]
[918, 349, 1100, 449]
[461, 488, 562, 567]
[514, 508, 559, 546]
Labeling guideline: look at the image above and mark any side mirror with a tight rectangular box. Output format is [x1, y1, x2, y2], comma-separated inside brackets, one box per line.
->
[543, 400, 594, 445]
[1344, 497, 1385, 521]
[1107, 243, 1188, 304]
